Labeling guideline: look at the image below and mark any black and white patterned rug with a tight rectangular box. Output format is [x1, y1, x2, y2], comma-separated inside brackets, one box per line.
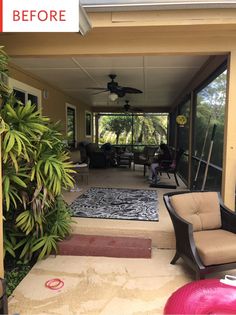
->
[70, 187, 158, 221]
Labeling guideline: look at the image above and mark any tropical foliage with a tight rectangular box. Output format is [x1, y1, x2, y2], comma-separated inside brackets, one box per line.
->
[98, 114, 168, 146]
[2, 98, 75, 262]
[0, 46, 75, 263]
[0, 46, 9, 100]
[177, 69, 227, 190]
[195, 70, 227, 167]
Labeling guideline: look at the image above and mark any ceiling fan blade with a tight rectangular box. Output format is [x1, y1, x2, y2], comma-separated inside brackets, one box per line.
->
[91, 90, 109, 95]
[123, 87, 143, 94]
[86, 87, 107, 91]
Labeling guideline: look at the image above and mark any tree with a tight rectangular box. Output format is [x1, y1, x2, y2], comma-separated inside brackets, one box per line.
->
[99, 114, 168, 146]
[133, 115, 167, 145]
[99, 115, 132, 144]
[195, 70, 227, 166]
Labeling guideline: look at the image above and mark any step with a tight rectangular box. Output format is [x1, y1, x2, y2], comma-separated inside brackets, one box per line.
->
[71, 218, 176, 249]
[58, 234, 152, 258]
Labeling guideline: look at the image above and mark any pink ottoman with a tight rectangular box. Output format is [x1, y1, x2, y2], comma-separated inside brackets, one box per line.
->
[164, 276, 236, 314]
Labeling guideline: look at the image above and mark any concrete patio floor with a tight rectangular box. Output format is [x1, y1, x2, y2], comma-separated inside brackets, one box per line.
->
[9, 250, 236, 315]
[9, 249, 194, 315]
[8, 167, 194, 314]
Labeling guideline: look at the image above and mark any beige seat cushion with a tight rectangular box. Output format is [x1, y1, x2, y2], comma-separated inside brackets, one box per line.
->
[170, 192, 221, 231]
[194, 229, 236, 266]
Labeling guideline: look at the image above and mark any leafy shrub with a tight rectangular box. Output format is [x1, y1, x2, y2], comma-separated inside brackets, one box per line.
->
[5, 262, 32, 296]
[2, 97, 75, 263]
[0, 46, 9, 100]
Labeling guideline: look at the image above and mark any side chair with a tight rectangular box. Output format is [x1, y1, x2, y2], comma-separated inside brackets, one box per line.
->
[133, 146, 157, 175]
[163, 190, 236, 280]
[156, 149, 184, 186]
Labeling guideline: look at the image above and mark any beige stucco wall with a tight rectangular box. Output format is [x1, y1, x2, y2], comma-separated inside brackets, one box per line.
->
[8, 64, 93, 142]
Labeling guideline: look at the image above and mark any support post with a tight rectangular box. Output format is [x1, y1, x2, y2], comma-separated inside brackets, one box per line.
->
[188, 91, 194, 189]
[95, 114, 99, 145]
[222, 52, 236, 210]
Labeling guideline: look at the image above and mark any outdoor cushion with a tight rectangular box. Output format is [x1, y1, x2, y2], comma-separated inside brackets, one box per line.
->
[193, 229, 236, 266]
[170, 192, 221, 232]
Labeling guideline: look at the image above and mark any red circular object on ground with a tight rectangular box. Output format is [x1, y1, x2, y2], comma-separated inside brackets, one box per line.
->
[45, 278, 64, 290]
[164, 279, 236, 314]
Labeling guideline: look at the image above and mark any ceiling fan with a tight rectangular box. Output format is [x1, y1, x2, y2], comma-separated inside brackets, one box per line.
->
[87, 74, 143, 100]
[123, 100, 144, 112]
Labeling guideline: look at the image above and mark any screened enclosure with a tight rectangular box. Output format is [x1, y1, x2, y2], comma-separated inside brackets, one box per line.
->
[97, 113, 168, 150]
[177, 66, 227, 190]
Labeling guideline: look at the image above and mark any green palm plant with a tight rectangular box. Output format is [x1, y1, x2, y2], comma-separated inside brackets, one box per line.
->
[1, 99, 75, 262]
[0, 46, 9, 100]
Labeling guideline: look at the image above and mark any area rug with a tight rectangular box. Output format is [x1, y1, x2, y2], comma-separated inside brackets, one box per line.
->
[70, 187, 158, 221]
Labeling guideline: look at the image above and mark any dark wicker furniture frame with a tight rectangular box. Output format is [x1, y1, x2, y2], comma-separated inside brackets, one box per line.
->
[156, 149, 184, 186]
[163, 190, 236, 280]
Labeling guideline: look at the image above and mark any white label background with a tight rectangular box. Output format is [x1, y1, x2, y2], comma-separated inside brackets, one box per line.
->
[3, 0, 79, 32]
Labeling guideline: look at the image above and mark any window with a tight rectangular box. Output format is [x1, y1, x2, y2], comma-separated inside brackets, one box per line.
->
[8, 78, 41, 108]
[85, 111, 92, 137]
[194, 70, 227, 167]
[132, 114, 168, 146]
[98, 113, 168, 150]
[192, 68, 227, 190]
[98, 114, 133, 146]
[66, 104, 77, 148]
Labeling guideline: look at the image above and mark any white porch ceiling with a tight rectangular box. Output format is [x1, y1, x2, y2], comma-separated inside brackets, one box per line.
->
[11, 55, 209, 109]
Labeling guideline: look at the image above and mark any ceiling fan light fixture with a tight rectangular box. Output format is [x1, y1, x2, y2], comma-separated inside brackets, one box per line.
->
[109, 92, 119, 101]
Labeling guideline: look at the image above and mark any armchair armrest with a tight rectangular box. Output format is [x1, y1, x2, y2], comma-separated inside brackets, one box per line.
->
[164, 194, 205, 269]
[220, 202, 236, 233]
[168, 211, 196, 255]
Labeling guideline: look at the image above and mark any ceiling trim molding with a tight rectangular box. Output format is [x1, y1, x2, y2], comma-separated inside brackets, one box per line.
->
[82, 0, 236, 12]
[92, 106, 171, 113]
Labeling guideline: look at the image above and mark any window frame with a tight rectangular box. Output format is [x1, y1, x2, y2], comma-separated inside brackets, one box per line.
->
[66, 103, 77, 149]
[85, 111, 92, 137]
[8, 77, 42, 109]
[97, 112, 169, 148]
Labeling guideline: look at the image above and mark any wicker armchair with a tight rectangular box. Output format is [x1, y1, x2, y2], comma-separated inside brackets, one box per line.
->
[163, 191, 236, 279]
